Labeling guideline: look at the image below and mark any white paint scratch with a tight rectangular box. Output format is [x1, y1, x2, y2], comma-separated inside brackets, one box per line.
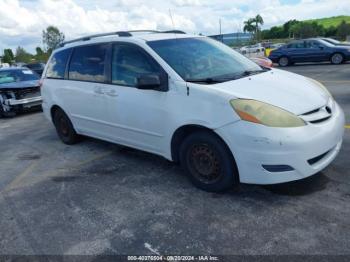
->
[144, 243, 160, 255]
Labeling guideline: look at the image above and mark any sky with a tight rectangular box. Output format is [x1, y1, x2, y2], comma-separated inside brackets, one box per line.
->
[0, 0, 349, 53]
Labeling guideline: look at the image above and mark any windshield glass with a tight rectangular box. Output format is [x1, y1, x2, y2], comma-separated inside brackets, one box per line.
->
[324, 38, 340, 44]
[316, 39, 334, 47]
[147, 37, 263, 82]
[0, 69, 39, 84]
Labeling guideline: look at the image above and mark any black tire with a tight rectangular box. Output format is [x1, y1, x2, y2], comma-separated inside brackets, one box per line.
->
[0, 103, 15, 118]
[278, 56, 289, 67]
[330, 53, 344, 64]
[179, 131, 238, 192]
[53, 109, 80, 145]
[0, 103, 4, 118]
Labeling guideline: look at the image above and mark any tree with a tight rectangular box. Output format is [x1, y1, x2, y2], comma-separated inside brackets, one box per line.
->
[290, 22, 324, 39]
[34, 47, 49, 62]
[15, 46, 33, 63]
[42, 26, 65, 53]
[283, 19, 299, 38]
[2, 49, 14, 64]
[252, 14, 264, 40]
[325, 25, 337, 37]
[336, 20, 350, 40]
[243, 18, 255, 41]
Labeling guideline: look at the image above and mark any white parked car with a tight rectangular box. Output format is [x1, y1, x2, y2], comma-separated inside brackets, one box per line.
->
[41, 31, 345, 192]
[240, 43, 264, 54]
[0, 63, 10, 68]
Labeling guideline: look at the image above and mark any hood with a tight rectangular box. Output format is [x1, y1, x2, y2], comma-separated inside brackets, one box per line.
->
[0, 80, 40, 90]
[334, 45, 350, 49]
[334, 42, 350, 47]
[205, 69, 328, 115]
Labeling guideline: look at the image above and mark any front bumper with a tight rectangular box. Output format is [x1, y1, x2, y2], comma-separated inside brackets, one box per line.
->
[215, 102, 345, 184]
[4, 96, 42, 107]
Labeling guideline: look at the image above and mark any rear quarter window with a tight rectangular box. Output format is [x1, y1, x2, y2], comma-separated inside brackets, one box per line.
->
[46, 49, 71, 79]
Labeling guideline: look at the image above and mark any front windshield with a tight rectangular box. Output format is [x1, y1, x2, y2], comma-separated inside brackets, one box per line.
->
[317, 39, 334, 47]
[147, 37, 263, 82]
[0, 69, 39, 84]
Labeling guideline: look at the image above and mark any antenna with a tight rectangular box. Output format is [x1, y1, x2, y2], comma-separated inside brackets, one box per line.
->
[168, 9, 179, 41]
[169, 9, 175, 30]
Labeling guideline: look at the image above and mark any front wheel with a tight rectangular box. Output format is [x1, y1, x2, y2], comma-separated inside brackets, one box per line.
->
[179, 131, 238, 192]
[330, 53, 344, 64]
[0, 103, 4, 118]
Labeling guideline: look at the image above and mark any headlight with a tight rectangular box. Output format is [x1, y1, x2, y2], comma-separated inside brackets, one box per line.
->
[307, 77, 332, 98]
[230, 99, 305, 127]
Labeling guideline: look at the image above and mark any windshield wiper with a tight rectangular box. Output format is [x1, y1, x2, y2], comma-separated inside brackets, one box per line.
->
[242, 69, 265, 76]
[186, 77, 227, 84]
[186, 69, 267, 84]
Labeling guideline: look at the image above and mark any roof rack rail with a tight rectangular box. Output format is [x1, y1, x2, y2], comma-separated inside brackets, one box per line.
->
[128, 30, 186, 34]
[60, 31, 132, 47]
[127, 30, 160, 33]
[161, 30, 186, 34]
[59, 30, 186, 47]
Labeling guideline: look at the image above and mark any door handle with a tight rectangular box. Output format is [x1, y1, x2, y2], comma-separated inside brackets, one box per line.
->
[106, 89, 118, 97]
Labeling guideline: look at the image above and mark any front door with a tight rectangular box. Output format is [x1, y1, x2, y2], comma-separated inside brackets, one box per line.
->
[303, 40, 328, 62]
[103, 43, 170, 154]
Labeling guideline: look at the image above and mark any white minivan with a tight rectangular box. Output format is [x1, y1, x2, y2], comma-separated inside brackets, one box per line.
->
[41, 30, 345, 192]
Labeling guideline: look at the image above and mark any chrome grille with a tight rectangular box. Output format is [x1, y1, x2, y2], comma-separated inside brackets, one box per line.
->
[300, 99, 333, 124]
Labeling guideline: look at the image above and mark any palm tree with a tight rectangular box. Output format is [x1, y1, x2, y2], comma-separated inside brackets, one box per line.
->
[243, 18, 255, 38]
[252, 14, 264, 40]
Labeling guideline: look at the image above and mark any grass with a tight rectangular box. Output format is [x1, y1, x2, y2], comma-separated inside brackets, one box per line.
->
[304, 15, 350, 28]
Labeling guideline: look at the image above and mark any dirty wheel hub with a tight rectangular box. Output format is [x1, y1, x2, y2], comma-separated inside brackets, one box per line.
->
[189, 144, 221, 184]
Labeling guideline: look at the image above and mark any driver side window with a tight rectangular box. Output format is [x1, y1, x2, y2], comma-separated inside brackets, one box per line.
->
[112, 44, 160, 87]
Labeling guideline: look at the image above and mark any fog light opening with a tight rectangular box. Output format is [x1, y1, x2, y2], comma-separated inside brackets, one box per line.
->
[262, 165, 294, 172]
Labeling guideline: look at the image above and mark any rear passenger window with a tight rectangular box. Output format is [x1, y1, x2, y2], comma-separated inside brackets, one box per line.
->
[69, 44, 107, 83]
[46, 49, 71, 79]
[111, 44, 160, 87]
[307, 41, 321, 48]
[288, 42, 305, 48]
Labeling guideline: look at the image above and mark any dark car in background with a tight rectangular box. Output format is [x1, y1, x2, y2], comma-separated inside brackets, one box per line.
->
[268, 38, 350, 66]
[24, 62, 45, 76]
[0, 68, 42, 117]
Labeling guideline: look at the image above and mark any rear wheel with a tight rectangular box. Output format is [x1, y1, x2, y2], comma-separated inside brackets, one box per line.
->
[278, 56, 289, 67]
[53, 109, 80, 145]
[330, 53, 344, 64]
[179, 131, 238, 192]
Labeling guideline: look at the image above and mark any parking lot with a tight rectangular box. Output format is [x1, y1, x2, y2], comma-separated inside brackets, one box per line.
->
[0, 63, 349, 256]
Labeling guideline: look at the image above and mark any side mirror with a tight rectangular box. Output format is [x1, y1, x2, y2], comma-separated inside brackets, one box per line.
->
[137, 74, 161, 90]
[319, 46, 324, 50]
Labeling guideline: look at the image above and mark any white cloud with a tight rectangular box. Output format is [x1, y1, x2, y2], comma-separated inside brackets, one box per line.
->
[173, 0, 201, 7]
[0, 0, 349, 53]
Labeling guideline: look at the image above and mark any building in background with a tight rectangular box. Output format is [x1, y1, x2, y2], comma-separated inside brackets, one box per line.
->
[209, 32, 252, 46]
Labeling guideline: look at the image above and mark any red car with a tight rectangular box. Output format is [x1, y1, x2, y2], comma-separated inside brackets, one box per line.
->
[250, 57, 273, 68]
